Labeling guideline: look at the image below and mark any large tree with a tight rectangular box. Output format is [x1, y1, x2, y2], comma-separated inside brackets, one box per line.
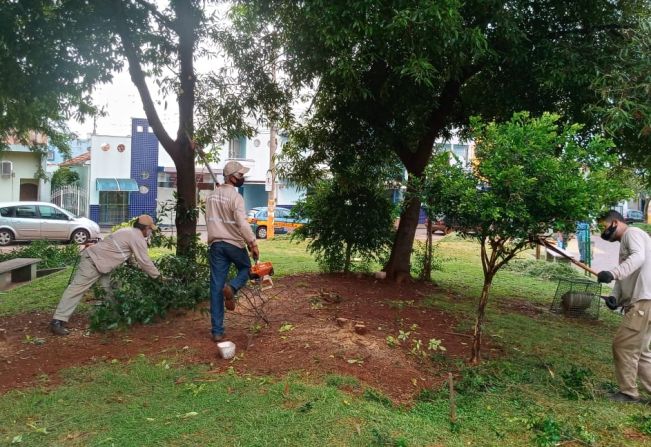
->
[1, 0, 280, 255]
[233, 0, 650, 278]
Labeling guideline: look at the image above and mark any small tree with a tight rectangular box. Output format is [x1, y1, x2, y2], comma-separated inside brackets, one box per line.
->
[292, 178, 395, 273]
[423, 112, 631, 364]
[50, 167, 80, 189]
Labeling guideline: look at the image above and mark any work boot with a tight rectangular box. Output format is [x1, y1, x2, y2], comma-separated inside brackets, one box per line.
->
[212, 333, 225, 342]
[609, 392, 639, 403]
[223, 284, 236, 311]
[49, 319, 69, 336]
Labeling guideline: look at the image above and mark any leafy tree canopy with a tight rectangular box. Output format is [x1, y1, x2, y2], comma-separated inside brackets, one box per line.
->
[233, 0, 650, 277]
[422, 111, 632, 362]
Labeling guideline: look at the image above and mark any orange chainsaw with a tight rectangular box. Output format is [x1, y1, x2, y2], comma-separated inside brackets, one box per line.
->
[249, 261, 274, 289]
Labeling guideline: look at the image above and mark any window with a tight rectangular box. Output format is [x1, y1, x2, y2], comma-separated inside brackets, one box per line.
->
[0, 207, 14, 217]
[15, 205, 37, 218]
[47, 150, 55, 161]
[39, 206, 69, 220]
[228, 137, 247, 159]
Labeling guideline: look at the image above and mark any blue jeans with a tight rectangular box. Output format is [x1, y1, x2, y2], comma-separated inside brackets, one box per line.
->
[209, 241, 251, 336]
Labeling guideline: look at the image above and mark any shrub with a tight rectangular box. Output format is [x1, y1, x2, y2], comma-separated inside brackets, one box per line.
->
[0, 240, 79, 269]
[89, 242, 210, 331]
[410, 241, 442, 279]
[292, 179, 395, 273]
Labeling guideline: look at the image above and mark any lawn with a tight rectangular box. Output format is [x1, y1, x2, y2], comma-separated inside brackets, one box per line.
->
[1, 236, 650, 446]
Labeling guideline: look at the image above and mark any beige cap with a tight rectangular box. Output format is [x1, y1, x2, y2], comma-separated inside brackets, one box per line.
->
[223, 161, 250, 178]
[137, 214, 157, 230]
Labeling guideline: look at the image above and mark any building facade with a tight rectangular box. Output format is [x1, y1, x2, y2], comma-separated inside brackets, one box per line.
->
[0, 134, 49, 202]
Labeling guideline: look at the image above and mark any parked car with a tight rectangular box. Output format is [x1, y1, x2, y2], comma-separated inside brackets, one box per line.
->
[0, 201, 101, 246]
[246, 207, 264, 224]
[625, 210, 645, 224]
[425, 215, 453, 235]
[250, 206, 305, 239]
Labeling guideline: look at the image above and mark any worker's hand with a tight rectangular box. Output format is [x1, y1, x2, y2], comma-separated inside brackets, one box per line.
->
[604, 296, 619, 310]
[249, 244, 260, 262]
[597, 270, 614, 283]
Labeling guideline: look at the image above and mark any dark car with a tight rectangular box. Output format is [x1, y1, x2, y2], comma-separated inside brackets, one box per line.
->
[625, 210, 645, 224]
[425, 216, 453, 235]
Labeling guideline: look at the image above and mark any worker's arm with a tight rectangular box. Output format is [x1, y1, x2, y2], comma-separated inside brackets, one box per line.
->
[233, 194, 258, 257]
[131, 236, 161, 278]
[611, 231, 646, 280]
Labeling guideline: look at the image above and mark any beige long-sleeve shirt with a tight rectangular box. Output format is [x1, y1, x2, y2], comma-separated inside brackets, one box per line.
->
[86, 227, 160, 278]
[611, 227, 651, 306]
[206, 184, 257, 248]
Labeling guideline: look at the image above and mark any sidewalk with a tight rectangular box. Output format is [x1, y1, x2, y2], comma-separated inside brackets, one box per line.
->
[564, 235, 619, 273]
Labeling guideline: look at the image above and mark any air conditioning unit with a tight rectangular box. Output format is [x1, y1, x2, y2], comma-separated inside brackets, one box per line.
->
[1, 161, 12, 177]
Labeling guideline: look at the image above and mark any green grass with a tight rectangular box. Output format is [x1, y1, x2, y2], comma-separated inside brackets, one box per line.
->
[0, 268, 74, 317]
[632, 222, 651, 235]
[1, 237, 650, 446]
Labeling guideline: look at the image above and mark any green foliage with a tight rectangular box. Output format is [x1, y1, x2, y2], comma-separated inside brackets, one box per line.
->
[631, 413, 651, 436]
[592, 19, 651, 173]
[50, 167, 80, 189]
[363, 388, 393, 408]
[422, 112, 632, 360]
[0, 240, 79, 269]
[90, 243, 210, 331]
[410, 241, 442, 279]
[503, 259, 583, 281]
[559, 365, 597, 401]
[292, 179, 395, 273]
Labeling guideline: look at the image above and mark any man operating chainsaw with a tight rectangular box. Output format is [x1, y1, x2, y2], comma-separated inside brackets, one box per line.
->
[597, 210, 651, 403]
[205, 160, 260, 342]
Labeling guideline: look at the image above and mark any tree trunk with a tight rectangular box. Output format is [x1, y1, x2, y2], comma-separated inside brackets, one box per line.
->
[384, 186, 422, 279]
[470, 274, 494, 365]
[421, 218, 433, 280]
[173, 146, 197, 257]
[344, 242, 352, 273]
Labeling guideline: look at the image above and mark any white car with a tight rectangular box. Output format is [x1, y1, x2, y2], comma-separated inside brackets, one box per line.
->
[0, 201, 101, 246]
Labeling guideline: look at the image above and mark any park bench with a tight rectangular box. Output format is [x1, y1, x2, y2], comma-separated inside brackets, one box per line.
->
[0, 258, 41, 290]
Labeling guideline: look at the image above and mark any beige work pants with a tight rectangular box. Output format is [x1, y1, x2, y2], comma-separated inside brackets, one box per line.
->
[53, 252, 112, 322]
[612, 299, 651, 398]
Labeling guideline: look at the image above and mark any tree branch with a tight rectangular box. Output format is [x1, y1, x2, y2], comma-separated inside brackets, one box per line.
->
[111, 0, 176, 152]
[133, 0, 176, 31]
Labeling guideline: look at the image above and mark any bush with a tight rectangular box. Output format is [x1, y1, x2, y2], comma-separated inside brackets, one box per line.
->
[292, 179, 395, 273]
[0, 240, 79, 269]
[410, 241, 443, 279]
[89, 242, 210, 331]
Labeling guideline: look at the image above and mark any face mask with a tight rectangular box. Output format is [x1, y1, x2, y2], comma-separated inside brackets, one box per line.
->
[234, 176, 245, 187]
[600, 222, 617, 242]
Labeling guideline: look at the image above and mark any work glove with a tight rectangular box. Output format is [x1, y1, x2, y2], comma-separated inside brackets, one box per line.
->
[604, 296, 619, 311]
[597, 270, 614, 283]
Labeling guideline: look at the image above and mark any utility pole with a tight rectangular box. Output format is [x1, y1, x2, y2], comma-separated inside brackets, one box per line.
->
[266, 58, 277, 240]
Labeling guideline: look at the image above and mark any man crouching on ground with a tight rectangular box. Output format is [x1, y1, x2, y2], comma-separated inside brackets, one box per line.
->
[50, 215, 161, 335]
[206, 161, 259, 342]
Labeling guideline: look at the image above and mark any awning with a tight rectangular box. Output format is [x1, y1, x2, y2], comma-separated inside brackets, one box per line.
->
[96, 178, 139, 192]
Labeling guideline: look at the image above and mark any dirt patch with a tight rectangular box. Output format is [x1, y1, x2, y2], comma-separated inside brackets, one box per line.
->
[0, 273, 472, 403]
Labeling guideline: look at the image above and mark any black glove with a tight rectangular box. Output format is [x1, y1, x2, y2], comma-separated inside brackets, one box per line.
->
[604, 296, 619, 310]
[597, 270, 614, 283]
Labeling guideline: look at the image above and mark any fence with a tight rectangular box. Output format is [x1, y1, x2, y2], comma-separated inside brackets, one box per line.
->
[51, 184, 88, 217]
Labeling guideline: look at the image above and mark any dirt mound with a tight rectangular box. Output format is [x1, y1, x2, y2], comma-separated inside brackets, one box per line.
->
[0, 273, 471, 403]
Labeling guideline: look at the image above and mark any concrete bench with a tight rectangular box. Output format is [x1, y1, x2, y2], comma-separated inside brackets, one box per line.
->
[0, 258, 41, 290]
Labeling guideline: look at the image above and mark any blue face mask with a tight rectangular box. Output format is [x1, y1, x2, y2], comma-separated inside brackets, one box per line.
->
[600, 222, 617, 241]
[234, 176, 244, 187]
